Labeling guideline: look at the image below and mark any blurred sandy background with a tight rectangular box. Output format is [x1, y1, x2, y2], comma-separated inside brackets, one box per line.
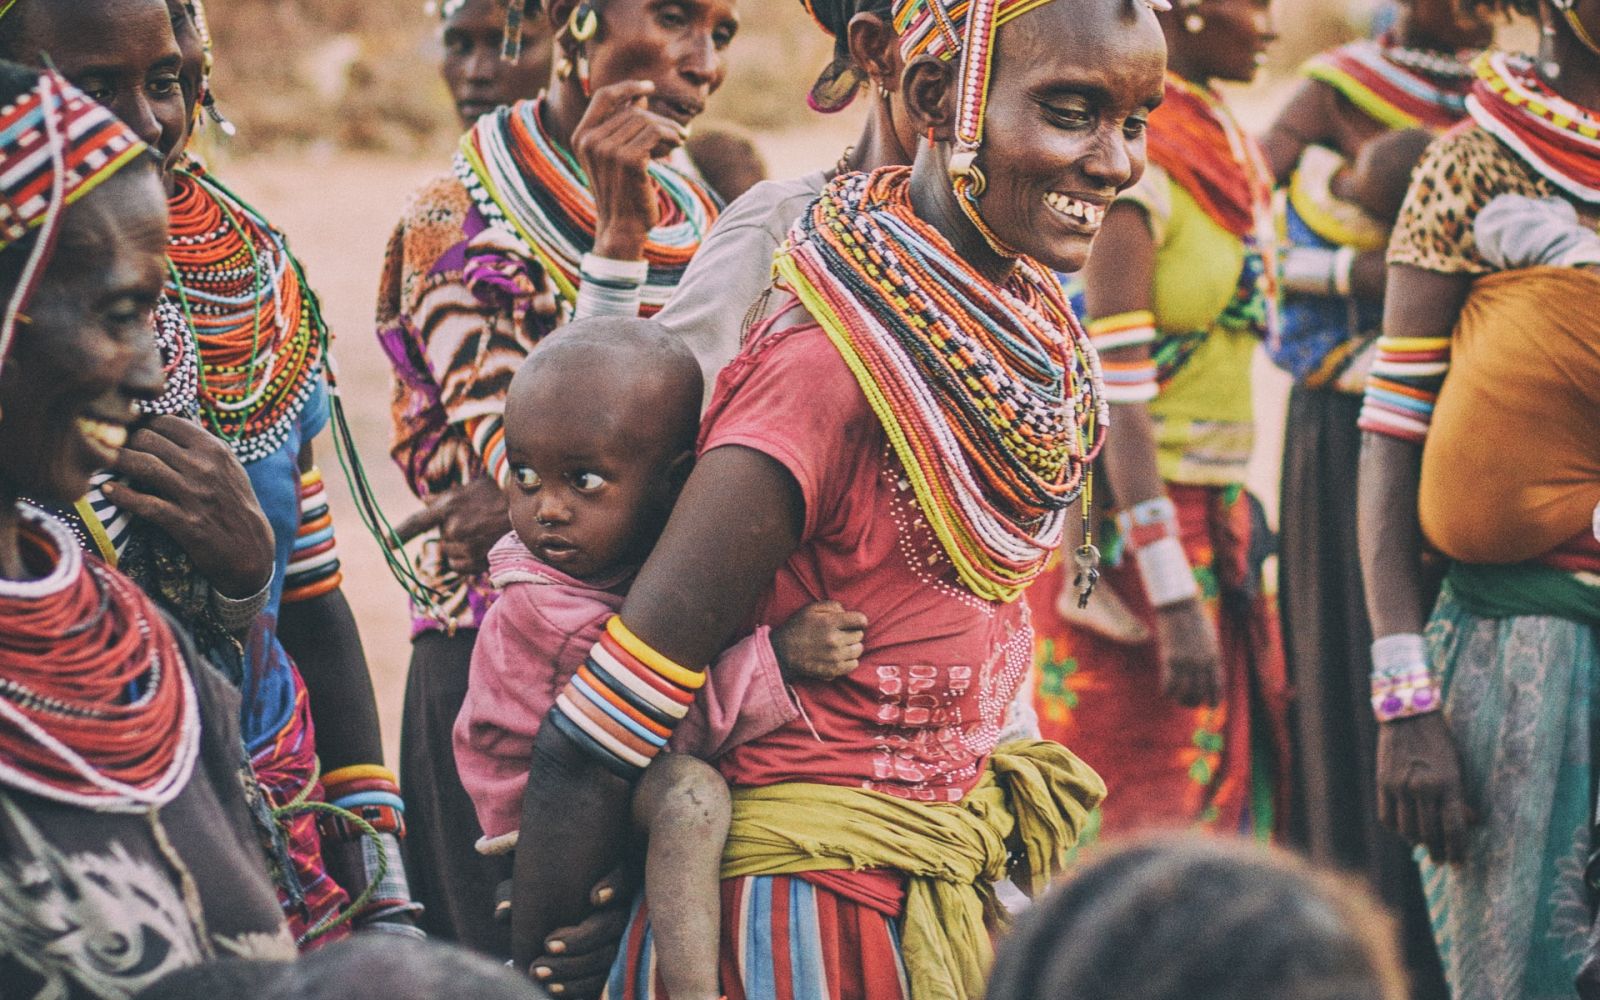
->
[198, 0, 1401, 764]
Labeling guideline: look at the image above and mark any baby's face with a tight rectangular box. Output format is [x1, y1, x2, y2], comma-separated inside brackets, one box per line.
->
[504, 393, 678, 582]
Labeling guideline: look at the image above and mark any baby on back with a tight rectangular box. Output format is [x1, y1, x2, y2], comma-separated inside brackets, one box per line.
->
[454, 317, 866, 999]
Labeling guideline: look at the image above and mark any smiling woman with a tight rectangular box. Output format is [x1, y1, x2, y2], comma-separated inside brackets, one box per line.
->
[1026, 0, 1294, 844]
[373, 0, 736, 954]
[508, 0, 1165, 996]
[0, 63, 295, 1000]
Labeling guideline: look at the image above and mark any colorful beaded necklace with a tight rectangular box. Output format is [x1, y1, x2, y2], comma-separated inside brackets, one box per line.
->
[0, 506, 200, 811]
[455, 98, 718, 314]
[1304, 36, 1475, 132]
[1148, 74, 1274, 241]
[165, 164, 327, 462]
[776, 167, 1106, 604]
[1468, 50, 1600, 203]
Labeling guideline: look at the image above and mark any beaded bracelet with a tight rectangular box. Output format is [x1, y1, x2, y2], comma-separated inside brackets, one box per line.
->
[548, 615, 703, 778]
[1369, 633, 1442, 722]
[1116, 497, 1199, 608]
[1088, 311, 1158, 405]
[468, 414, 510, 490]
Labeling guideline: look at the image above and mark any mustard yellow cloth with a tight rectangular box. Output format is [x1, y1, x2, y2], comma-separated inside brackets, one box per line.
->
[721, 740, 1106, 1000]
[1420, 266, 1600, 563]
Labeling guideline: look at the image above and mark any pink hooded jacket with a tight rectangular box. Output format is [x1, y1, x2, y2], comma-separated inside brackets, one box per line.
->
[454, 533, 798, 852]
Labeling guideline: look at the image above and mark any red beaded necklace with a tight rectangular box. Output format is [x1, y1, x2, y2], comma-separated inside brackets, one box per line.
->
[0, 507, 198, 811]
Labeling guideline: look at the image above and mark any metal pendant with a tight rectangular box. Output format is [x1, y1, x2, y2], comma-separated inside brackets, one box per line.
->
[1073, 543, 1101, 609]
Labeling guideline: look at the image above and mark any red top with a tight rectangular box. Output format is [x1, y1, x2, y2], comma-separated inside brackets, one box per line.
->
[701, 303, 1033, 806]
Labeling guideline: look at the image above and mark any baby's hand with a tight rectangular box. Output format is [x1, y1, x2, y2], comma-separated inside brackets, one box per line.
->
[773, 601, 867, 681]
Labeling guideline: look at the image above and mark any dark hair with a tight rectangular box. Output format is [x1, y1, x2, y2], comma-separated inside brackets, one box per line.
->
[1459, 0, 1538, 15]
[135, 940, 551, 1000]
[987, 836, 1408, 1000]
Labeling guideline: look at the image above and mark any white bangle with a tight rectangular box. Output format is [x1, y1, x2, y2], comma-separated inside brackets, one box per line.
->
[1370, 632, 1427, 679]
[1280, 246, 1339, 296]
[1332, 246, 1356, 298]
[574, 252, 648, 320]
[1133, 535, 1199, 608]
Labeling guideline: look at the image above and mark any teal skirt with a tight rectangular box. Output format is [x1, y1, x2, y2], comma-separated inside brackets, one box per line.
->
[1422, 582, 1600, 999]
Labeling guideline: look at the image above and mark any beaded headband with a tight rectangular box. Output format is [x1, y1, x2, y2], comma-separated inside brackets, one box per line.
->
[894, 0, 1168, 252]
[0, 70, 150, 379]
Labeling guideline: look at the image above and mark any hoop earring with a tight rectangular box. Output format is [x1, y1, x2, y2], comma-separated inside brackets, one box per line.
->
[569, 0, 599, 42]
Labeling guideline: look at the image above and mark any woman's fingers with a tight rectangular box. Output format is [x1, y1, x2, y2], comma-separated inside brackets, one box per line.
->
[1393, 790, 1421, 849]
[110, 446, 184, 498]
[392, 502, 450, 545]
[582, 79, 655, 121]
[1439, 789, 1473, 863]
[1416, 788, 1447, 861]
[100, 479, 183, 529]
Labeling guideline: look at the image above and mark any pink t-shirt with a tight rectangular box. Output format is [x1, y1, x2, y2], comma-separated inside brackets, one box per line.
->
[702, 302, 1033, 804]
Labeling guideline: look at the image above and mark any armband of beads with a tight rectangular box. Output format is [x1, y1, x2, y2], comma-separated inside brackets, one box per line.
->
[574, 253, 648, 320]
[283, 468, 344, 604]
[1370, 632, 1441, 722]
[1356, 336, 1450, 444]
[1088, 311, 1158, 405]
[319, 765, 425, 929]
[547, 615, 706, 779]
[467, 414, 509, 489]
[1332, 246, 1356, 298]
[1116, 496, 1199, 608]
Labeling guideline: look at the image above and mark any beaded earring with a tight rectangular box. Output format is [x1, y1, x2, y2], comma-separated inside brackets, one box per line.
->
[570, 0, 599, 41]
[502, 0, 527, 60]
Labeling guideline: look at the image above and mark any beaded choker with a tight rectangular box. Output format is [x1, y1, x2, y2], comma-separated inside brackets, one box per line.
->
[0, 506, 200, 811]
[775, 167, 1106, 604]
[1468, 51, 1600, 204]
[1304, 37, 1474, 131]
[455, 99, 718, 315]
[166, 165, 327, 462]
[1148, 74, 1274, 241]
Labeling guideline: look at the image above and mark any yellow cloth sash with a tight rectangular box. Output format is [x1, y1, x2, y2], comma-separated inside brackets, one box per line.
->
[721, 740, 1106, 1000]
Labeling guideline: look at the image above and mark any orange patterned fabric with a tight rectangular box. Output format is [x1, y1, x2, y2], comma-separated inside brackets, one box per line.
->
[1029, 484, 1290, 838]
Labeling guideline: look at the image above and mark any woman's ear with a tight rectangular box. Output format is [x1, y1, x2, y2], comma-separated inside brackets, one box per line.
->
[900, 55, 956, 140]
[846, 12, 899, 92]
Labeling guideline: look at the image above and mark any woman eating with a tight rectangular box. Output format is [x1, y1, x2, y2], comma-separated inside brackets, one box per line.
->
[0, 0, 410, 946]
[1026, 0, 1290, 839]
[1356, 0, 1600, 993]
[0, 60, 295, 998]
[374, 0, 735, 951]
[508, 0, 1166, 993]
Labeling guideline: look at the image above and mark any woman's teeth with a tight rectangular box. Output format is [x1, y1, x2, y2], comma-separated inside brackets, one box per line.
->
[1044, 193, 1105, 227]
[77, 417, 128, 453]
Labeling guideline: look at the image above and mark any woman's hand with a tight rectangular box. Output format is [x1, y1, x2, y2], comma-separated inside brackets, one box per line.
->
[573, 80, 689, 261]
[103, 415, 274, 598]
[392, 475, 511, 577]
[528, 867, 636, 999]
[772, 600, 868, 680]
[1154, 598, 1223, 707]
[1377, 712, 1473, 863]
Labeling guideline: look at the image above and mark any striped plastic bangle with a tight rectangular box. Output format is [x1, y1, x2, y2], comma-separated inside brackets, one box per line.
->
[283, 467, 344, 604]
[550, 616, 705, 777]
[1087, 310, 1158, 350]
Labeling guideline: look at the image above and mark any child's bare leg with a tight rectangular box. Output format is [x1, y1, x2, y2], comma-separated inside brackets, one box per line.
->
[634, 753, 729, 1000]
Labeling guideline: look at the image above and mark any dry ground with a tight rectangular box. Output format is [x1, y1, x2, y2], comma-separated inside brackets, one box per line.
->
[221, 113, 1291, 767]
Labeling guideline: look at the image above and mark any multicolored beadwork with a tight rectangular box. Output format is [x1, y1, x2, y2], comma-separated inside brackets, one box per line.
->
[777, 167, 1106, 604]
[455, 99, 718, 314]
[165, 164, 328, 462]
[1468, 51, 1600, 204]
[1304, 35, 1475, 132]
